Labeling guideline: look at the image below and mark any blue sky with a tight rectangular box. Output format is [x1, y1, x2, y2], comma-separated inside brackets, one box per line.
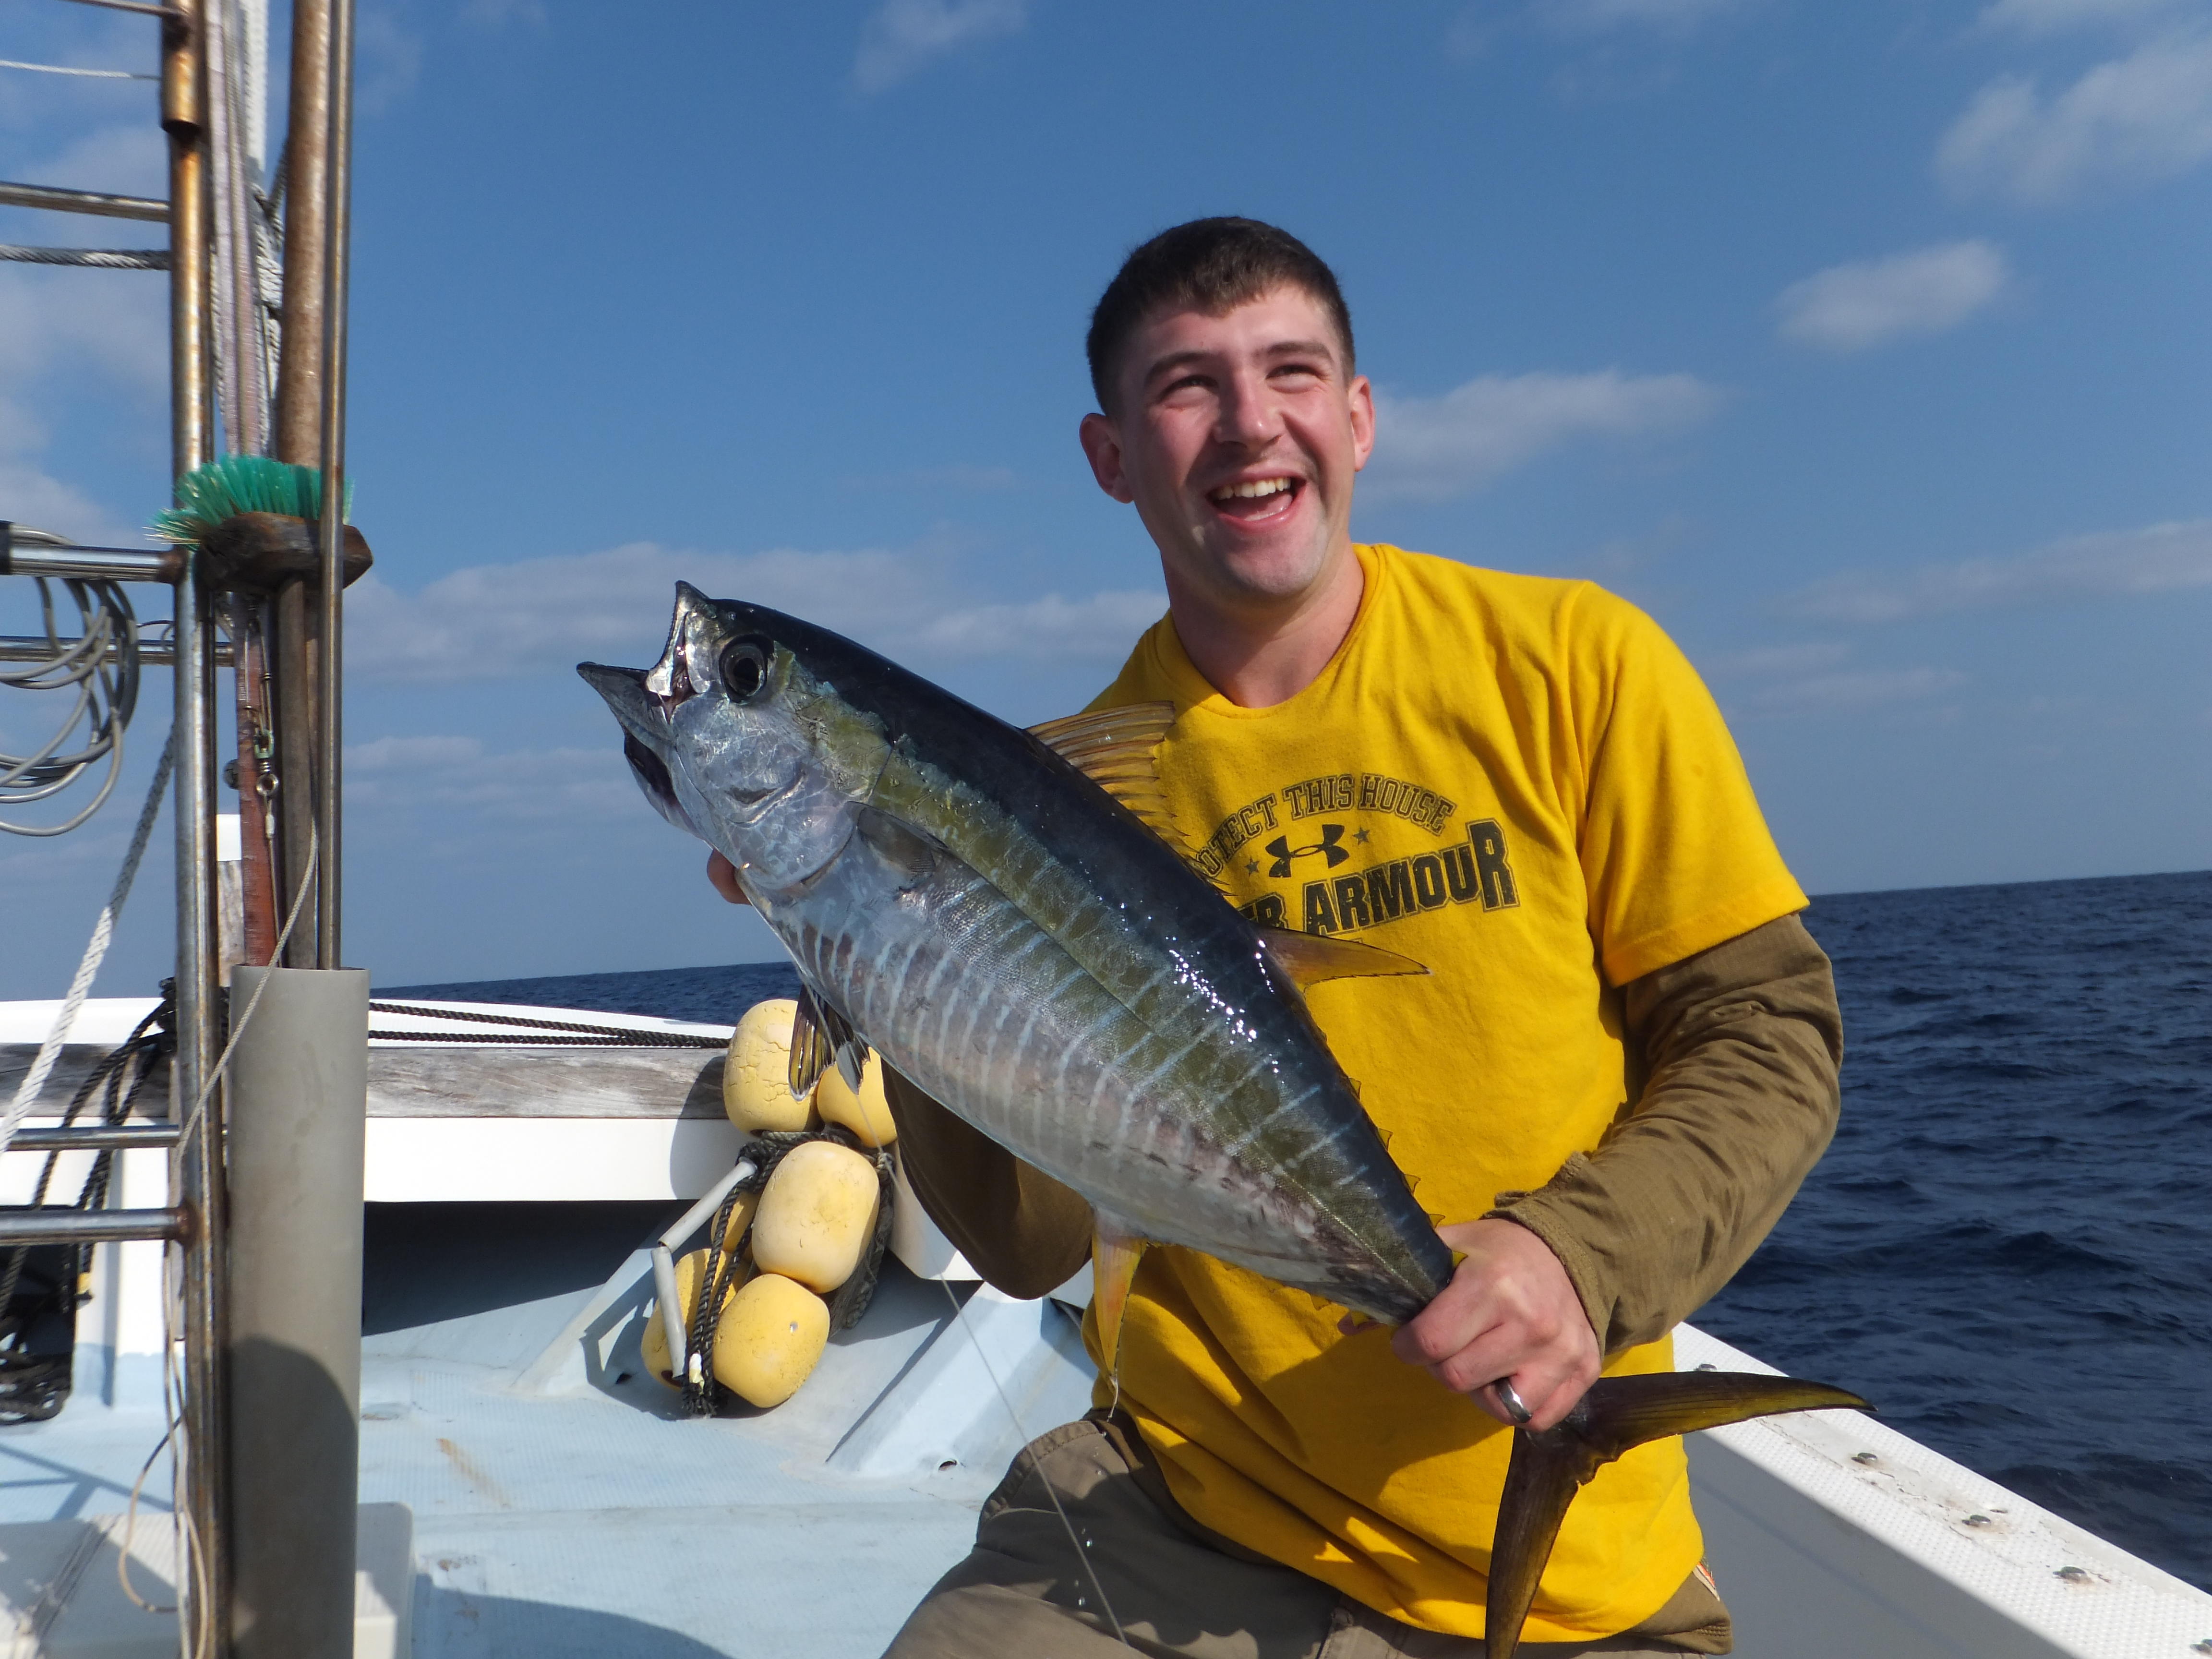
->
[4, 0, 2209, 998]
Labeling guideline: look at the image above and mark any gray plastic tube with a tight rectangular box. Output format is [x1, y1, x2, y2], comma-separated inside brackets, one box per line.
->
[225, 965, 369, 1659]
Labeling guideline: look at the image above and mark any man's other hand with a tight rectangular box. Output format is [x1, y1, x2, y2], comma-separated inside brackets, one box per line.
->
[1381, 1218, 1600, 1431]
[707, 849, 750, 906]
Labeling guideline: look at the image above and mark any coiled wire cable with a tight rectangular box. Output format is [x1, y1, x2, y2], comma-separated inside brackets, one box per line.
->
[1, 531, 142, 836]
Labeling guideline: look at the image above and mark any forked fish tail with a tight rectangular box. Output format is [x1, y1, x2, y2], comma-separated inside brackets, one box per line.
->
[1484, 1371, 1872, 1659]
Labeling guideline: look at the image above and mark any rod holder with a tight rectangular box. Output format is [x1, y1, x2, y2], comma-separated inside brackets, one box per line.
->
[224, 965, 368, 1659]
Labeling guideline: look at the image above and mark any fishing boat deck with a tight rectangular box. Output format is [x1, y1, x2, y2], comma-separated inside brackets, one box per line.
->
[3, 998, 2209, 1657]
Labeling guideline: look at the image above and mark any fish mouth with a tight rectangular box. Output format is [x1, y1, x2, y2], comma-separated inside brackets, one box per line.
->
[578, 660, 697, 833]
[577, 661, 665, 744]
[621, 731, 680, 813]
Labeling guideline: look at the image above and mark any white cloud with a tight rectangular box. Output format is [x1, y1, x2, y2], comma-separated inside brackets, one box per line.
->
[1978, 0, 2194, 36]
[354, 3, 423, 115]
[1744, 667, 1966, 715]
[1784, 518, 2212, 623]
[1708, 640, 1964, 716]
[11, 123, 167, 200]
[346, 736, 637, 822]
[345, 541, 1164, 685]
[1711, 641, 1852, 677]
[1537, 0, 1748, 30]
[459, 0, 547, 27]
[854, 0, 1027, 94]
[0, 264, 166, 546]
[910, 591, 1167, 658]
[1936, 27, 2212, 202]
[1365, 370, 1723, 500]
[1774, 241, 2010, 353]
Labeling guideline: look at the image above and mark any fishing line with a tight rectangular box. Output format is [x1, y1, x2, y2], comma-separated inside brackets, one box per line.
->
[938, 1279, 1132, 1649]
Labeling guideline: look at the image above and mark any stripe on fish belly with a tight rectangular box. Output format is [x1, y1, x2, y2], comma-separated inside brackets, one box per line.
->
[760, 799, 1444, 1320]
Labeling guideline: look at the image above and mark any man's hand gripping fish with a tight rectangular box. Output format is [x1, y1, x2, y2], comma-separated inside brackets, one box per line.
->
[580, 585, 1868, 1658]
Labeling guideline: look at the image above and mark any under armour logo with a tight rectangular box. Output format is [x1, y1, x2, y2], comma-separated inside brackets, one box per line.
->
[1266, 823, 1349, 878]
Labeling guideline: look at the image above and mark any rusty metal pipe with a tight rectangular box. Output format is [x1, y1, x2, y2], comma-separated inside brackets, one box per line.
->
[312, 0, 354, 969]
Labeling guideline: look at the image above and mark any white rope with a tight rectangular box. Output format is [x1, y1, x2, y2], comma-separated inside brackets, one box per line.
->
[0, 732, 173, 1159]
[0, 58, 155, 79]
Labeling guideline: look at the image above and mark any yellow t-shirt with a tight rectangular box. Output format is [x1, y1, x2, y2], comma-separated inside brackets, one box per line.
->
[1082, 543, 1806, 1643]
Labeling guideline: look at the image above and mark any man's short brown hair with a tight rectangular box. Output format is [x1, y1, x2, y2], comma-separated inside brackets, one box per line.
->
[1085, 217, 1356, 412]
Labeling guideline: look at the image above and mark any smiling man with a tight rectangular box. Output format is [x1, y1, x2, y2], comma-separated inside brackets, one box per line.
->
[721, 218, 1845, 1658]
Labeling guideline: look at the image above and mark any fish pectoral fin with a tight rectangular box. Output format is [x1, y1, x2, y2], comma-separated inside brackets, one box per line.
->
[1028, 703, 1183, 843]
[1256, 925, 1430, 987]
[1484, 1371, 1870, 1659]
[835, 1038, 867, 1092]
[1089, 1214, 1152, 1376]
[789, 987, 868, 1101]
[788, 987, 834, 1099]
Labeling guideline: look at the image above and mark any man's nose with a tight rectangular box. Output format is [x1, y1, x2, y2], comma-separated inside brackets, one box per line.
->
[1214, 369, 1282, 447]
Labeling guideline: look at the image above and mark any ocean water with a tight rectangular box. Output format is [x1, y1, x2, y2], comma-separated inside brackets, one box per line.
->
[387, 866, 2212, 1590]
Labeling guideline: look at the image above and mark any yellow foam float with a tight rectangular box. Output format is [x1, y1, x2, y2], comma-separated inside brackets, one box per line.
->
[722, 998, 817, 1132]
[714, 1272, 830, 1407]
[750, 1141, 880, 1294]
[640, 1247, 745, 1386]
[813, 1052, 897, 1147]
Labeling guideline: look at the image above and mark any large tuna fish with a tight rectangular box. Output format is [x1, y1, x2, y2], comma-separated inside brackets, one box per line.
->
[580, 585, 1865, 1659]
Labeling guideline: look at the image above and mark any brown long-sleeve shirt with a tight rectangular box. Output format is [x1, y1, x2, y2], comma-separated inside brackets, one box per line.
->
[883, 912, 1841, 1351]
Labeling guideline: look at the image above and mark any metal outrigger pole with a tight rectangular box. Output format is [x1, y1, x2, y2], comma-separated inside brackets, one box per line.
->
[0, 0, 366, 1650]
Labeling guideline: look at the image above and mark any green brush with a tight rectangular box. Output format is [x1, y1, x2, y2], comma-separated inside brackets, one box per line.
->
[150, 455, 356, 548]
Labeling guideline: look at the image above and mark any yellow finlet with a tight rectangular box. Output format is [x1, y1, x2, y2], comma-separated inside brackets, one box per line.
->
[1090, 1215, 1150, 1375]
[1256, 925, 1430, 987]
[1029, 703, 1180, 841]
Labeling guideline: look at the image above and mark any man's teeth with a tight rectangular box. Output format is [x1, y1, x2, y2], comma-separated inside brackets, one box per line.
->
[1214, 478, 1294, 501]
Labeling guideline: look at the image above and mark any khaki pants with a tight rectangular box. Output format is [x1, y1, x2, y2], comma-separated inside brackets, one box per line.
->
[881, 1416, 1731, 1659]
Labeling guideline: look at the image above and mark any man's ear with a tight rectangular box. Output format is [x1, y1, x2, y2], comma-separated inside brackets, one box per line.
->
[1079, 411, 1136, 504]
[1348, 374, 1376, 474]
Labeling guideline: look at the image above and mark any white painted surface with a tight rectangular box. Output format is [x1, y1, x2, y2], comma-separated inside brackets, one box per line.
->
[1678, 1323, 2212, 1659]
[364, 1116, 747, 1202]
[0, 1000, 160, 1049]
[888, 1150, 977, 1281]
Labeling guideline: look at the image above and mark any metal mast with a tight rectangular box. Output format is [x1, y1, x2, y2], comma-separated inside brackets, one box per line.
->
[0, 0, 365, 1650]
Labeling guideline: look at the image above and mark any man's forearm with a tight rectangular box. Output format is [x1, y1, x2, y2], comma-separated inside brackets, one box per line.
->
[1487, 913, 1843, 1356]
[880, 1068, 1094, 1299]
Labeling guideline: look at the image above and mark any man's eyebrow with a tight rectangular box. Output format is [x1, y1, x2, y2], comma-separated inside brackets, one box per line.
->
[1139, 339, 1342, 388]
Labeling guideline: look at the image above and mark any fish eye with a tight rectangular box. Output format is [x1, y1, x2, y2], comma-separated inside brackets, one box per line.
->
[720, 639, 770, 700]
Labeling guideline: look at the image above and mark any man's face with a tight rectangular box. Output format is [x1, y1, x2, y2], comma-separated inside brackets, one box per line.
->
[1080, 285, 1374, 616]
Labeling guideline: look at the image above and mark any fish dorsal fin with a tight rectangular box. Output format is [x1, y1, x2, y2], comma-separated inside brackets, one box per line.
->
[1028, 702, 1178, 841]
[1089, 1213, 1151, 1377]
[1256, 924, 1430, 987]
[789, 986, 868, 1098]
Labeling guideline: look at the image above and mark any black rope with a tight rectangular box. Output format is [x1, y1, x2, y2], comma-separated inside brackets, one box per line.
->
[370, 1029, 724, 1048]
[677, 1125, 899, 1418]
[367, 1001, 725, 1049]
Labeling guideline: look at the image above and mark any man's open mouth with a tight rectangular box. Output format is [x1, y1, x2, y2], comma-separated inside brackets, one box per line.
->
[1207, 476, 1302, 523]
